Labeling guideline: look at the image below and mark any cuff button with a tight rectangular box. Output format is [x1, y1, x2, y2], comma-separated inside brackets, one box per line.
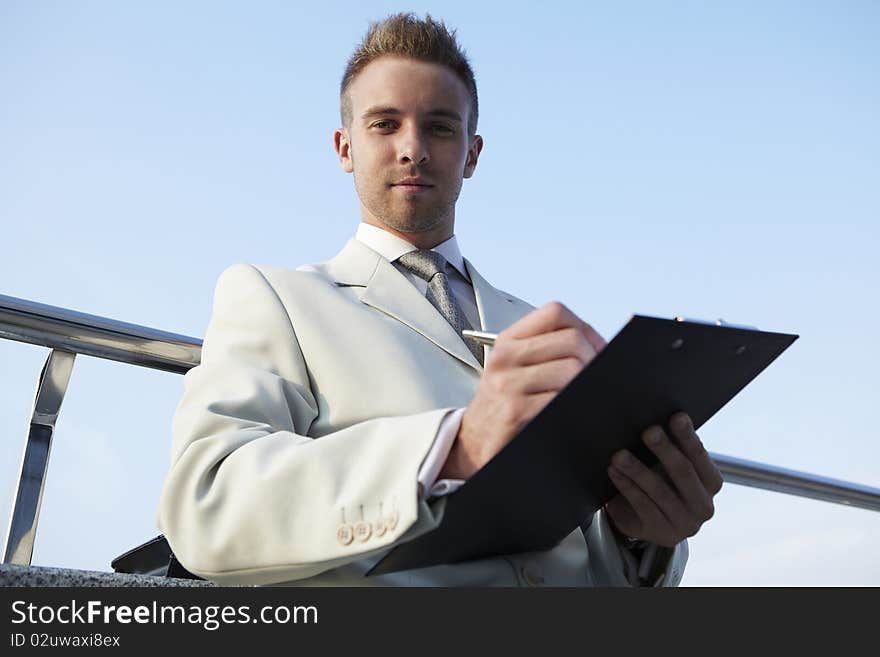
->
[387, 510, 399, 530]
[336, 524, 354, 545]
[354, 521, 372, 542]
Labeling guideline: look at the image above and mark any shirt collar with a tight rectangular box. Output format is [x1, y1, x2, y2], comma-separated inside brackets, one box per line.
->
[354, 222, 470, 281]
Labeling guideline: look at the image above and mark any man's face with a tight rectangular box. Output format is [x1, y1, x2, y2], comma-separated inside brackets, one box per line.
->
[334, 56, 482, 246]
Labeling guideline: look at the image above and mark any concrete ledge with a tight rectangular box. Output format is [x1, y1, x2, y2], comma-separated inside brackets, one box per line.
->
[0, 564, 216, 587]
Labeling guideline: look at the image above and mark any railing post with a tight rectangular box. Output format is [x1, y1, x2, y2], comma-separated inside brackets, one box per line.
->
[3, 349, 76, 565]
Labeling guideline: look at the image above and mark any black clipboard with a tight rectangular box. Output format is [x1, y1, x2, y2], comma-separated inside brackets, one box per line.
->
[368, 315, 798, 576]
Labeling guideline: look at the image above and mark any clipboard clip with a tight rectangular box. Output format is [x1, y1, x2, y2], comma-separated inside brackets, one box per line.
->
[673, 317, 759, 331]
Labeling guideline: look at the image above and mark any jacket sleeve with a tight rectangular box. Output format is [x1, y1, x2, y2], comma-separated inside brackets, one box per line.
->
[585, 509, 688, 587]
[156, 263, 450, 586]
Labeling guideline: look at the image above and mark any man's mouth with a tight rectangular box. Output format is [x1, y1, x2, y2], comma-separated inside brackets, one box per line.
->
[392, 179, 434, 193]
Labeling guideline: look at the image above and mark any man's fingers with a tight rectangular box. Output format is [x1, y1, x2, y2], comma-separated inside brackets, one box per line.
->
[668, 413, 724, 496]
[607, 466, 677, 546]
[610, 450, 698, 539]
[522, 390, 558, 421]
[642, 425, 715, 523]
[578, 318, 607, 354]
[511, 327, 596, 368]
[604, 495, 642, 539]
[504, 301, 592, 341]
[497, 303, 605, 372]
[517, 358, 585, 395]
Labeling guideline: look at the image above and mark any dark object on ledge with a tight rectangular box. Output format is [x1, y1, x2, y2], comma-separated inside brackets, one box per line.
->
[112, 534, 204, 580]
[0, 563, 213, 587]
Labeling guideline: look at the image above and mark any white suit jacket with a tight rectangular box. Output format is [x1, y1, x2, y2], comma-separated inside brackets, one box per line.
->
[157, 238, 688, 586]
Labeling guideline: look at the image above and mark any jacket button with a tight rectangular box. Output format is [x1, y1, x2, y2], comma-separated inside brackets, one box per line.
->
[386, 510, 399, 530]
[336, 524, 354, 545]
[374, 517, 387, 537]
[354, 521, 372, 542]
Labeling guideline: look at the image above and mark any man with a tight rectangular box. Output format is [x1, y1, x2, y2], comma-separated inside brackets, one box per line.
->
[157, 13, 722, 586]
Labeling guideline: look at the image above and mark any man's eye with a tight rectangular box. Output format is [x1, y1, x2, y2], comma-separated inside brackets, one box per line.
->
[432, 124, 454, 135]
[371, 120, 395, 129]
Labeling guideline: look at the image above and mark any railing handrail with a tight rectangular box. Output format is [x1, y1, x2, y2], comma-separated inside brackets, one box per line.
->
[2, 290, 879, 567]
[709, 452, 880, 512]
[0, 292, 201, 374]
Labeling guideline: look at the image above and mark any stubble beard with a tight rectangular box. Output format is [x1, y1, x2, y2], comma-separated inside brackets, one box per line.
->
[354, 170, 462, 235]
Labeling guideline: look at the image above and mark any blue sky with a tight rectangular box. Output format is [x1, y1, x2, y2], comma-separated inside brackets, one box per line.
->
[1, 1, 878, 585]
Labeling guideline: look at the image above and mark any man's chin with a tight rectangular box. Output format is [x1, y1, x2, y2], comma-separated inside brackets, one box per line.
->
[379, 213, 448, 235]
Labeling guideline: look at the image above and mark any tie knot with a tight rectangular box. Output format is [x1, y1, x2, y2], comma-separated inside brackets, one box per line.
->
[396, 250, 448, 282]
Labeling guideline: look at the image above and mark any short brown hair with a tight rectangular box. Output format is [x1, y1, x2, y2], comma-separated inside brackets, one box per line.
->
[340, 13, 479, 136]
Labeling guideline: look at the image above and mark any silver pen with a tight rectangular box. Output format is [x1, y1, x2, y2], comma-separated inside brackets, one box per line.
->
[462, 329, 498, 346]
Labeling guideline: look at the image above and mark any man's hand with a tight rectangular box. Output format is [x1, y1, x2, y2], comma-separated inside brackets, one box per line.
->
[440, 301, 607, 480]
[605, 412, 723, 547]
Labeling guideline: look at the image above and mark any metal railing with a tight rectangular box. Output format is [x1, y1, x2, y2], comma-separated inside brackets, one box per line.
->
[2, 291, 880, 567]
[1, 293, 201, 565]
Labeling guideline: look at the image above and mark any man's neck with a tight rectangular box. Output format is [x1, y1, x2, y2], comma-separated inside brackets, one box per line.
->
[361, 217, 453, 250]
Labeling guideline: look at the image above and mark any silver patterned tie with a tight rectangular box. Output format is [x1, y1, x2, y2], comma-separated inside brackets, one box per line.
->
[396, 250, 484, 366]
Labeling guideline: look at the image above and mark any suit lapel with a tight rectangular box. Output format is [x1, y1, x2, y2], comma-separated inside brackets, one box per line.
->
[324, 239, 483, 372]
[465, 257, 529, 336]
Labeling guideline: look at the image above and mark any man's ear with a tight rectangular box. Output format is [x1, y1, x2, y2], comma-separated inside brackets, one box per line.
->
[463, 134, 483, 179]
[334, 127, 354, 173]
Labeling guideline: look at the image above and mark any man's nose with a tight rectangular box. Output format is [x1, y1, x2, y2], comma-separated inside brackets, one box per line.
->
[397, 127, 429, 165]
